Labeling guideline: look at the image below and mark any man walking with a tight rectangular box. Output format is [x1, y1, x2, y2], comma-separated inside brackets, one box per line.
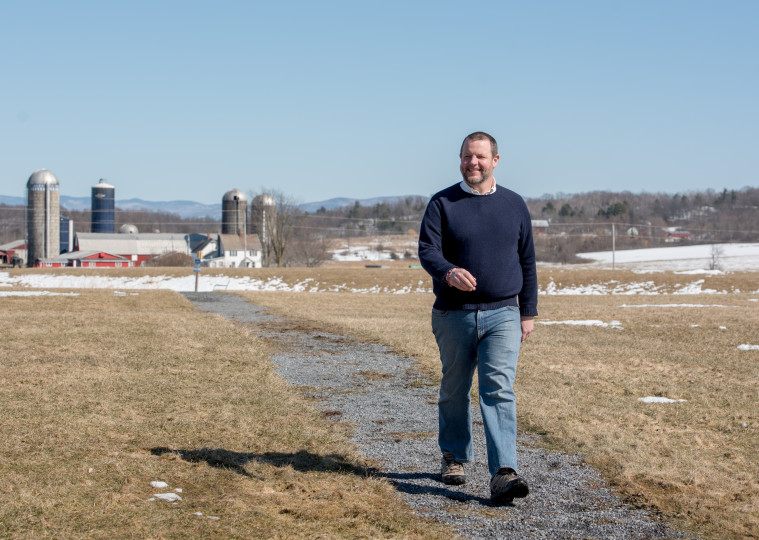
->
[418, 131, 538, 504]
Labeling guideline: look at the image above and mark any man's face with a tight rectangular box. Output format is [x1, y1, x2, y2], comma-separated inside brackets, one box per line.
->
[459, 139, 499, 189]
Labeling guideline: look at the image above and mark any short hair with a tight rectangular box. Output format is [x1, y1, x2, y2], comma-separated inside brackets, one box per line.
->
[460, 131, 498, 157]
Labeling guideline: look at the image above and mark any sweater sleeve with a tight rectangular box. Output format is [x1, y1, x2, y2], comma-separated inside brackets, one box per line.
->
[517, 205, 539, 317]
[418, 197, 454, 284]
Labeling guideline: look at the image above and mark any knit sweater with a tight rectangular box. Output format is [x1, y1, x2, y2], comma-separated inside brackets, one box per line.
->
[418, 183, 538, 316]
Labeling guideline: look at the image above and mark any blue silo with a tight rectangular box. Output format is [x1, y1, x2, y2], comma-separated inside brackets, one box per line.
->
[60, 216, 73, 253]
[91, 179, 115, 233]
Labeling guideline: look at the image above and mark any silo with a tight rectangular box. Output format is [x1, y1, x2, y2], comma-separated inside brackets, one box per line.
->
[60, 216, 74, 253]
[91, 179, 115, 233]
[25, 169, 60, 266]
[222, 189, 247, 235]
[250, 193, 276, 250]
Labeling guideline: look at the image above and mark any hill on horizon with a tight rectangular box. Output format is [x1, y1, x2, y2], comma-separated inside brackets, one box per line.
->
[0, 194, 427, 219]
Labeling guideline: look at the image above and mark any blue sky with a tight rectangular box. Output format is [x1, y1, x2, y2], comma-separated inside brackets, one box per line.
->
[1, 0, 757, 205]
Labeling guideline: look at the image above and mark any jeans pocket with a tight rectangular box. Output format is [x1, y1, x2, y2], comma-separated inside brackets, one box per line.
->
[431, 308, 448, 317]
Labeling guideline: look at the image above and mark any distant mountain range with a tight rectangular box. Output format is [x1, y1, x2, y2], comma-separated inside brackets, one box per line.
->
[0, 194, 427, 219]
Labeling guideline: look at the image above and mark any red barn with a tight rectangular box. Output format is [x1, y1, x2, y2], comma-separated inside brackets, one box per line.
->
[35, 251, 133, 268]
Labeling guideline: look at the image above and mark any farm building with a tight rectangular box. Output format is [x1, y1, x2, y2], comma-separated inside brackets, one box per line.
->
[0, 239, 27, 266]
[187, 233, 220, 260]
[74, 233, 192, 266]
[202, 234, 263, 268]
[664, 228, 692, 242]
[35, 251, 133, 268]
[531, 220, 549, 234]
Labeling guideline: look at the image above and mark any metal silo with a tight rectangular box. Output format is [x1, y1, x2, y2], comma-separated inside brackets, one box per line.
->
[250, 193, 276, 261]
[60, 216, 74, 253]
[25, 169, 60, 266]
[91, 179, 115, 233]
[222, 189, 247, 235]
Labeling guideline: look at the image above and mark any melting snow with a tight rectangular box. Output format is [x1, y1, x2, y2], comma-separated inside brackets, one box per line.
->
[738, 344, 759, 351]
[638, 397, 687, 403]
[0, 290, 79, 297]
[152, 493, 182, 502]
[619, 304, 730, 308]
[538, 319, 623, 329]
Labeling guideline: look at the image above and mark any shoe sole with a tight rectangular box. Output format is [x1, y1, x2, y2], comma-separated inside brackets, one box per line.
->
[491, 480, 529, 504]
[441, 475, 466, 485]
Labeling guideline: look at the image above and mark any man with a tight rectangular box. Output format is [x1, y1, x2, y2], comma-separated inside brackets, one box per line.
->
[418, 131, 538, 504]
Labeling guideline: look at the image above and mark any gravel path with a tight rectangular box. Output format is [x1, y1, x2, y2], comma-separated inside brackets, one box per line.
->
[184, 292, 693, 540]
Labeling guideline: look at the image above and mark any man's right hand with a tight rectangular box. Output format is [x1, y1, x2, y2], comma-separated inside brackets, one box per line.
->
[448, 268, 477, 291]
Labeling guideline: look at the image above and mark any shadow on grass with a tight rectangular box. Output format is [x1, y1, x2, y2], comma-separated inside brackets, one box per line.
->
[150, 446, 367, 477]
[150, 447, 501, 505]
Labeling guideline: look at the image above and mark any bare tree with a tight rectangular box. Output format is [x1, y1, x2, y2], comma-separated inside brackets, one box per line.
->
[709, 244, 724, 271]
[286, 229, 334, 267]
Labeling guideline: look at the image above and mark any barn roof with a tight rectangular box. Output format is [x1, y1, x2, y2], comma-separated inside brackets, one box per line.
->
[218, 234, 262, 251]
[75, 233, 191, 255]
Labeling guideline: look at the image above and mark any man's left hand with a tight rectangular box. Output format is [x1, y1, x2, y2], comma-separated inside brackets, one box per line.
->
[520, 316, 535, 342]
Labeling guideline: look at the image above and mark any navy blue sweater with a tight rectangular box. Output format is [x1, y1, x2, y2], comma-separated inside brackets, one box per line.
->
[418, 183, 538, 316]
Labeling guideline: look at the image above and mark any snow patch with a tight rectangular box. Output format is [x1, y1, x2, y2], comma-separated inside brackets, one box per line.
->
[619, 304, 729, 308]
[538, 319, 623, 329]
[638, 397, 687, 403]
[0, 290, 79, 297]
[152, 492, 182, 502]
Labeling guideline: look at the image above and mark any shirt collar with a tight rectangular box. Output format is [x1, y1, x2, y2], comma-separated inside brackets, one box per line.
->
[459, 179, 497, 196]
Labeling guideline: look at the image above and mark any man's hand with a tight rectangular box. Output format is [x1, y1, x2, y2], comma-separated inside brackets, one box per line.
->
[521, 316, 535, 342]
[448, 268, 477, 291]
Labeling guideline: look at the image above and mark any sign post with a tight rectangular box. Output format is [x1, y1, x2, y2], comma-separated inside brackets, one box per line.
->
[193, 257, 201, 292]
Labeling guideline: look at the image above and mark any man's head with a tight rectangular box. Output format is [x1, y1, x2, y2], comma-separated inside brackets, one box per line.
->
[460, 131, 498, 157]
[459, 131, 499, 192]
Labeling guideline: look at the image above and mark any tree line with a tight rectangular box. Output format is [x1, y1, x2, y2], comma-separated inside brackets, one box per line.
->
[524, 187, 759, 262]
[2, 187, 757, 265]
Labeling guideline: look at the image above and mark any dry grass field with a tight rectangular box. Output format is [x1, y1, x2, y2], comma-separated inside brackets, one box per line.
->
[0, 288, 450, 539]
[2, 264, 758, 539]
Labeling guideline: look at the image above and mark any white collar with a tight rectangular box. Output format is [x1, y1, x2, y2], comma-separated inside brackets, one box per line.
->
[459, 179, 496, 196]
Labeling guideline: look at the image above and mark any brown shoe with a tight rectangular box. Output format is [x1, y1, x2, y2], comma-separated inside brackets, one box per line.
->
[490, 467, 529, 504]
[440, 451, 466, 485]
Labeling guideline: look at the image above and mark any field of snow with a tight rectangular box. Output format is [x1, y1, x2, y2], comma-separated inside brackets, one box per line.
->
[577, 242, 759, 272]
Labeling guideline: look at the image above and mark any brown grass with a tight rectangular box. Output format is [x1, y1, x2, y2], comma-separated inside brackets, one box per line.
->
[5, 264, 759, 538]
[0, 289, 451, 539]
[235, 265, 759, 540]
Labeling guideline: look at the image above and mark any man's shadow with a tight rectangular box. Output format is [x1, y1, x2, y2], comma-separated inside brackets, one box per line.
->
[151, 446, 493, 505]
[383, 471, 494, 505]
[150, 446, 368, 478]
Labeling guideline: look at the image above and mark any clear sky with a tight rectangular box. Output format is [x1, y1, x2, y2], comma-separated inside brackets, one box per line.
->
[1, 0, 757, 205]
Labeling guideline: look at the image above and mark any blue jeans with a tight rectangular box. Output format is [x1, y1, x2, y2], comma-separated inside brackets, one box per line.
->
[431, 306, 522, 477]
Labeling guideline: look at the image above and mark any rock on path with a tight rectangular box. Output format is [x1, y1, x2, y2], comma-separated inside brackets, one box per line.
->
[184, 292, 693, 540]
